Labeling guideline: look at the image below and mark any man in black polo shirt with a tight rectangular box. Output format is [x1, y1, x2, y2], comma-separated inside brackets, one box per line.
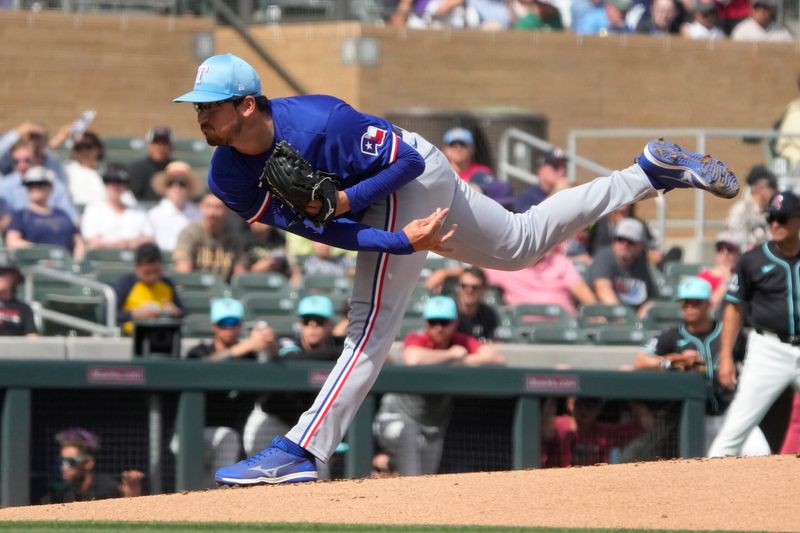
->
[709, 190, 800, 456]
[0, 251, 36, 336]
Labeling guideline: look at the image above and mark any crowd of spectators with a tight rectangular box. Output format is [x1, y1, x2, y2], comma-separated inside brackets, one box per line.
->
[386, 0, 794, 41]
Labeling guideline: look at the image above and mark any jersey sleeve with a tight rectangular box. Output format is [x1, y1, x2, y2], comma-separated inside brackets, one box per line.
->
[725, 254, 750, 304]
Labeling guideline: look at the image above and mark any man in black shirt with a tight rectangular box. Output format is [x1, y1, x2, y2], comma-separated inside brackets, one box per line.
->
[454, 266, 498, 341]
[0, 252, 36, 336]
[127, 126, 174, 202]
[41, 427, 142, 504]
[635, 276, 770, 455]
[710, 191, 800, 456]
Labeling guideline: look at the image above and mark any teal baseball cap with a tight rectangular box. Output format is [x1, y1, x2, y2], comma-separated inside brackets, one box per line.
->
[422, 296, 458, 321]
[174, 53, 262, 103]
[675, 276, 712, 302]
[210, 297, 245, 325]
[297, 295, 334, 320]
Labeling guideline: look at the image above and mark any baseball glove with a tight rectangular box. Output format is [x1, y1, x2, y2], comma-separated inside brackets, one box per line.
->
[259, 140, 338, 226]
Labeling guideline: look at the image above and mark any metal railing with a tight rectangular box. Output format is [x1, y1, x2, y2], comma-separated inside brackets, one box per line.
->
[23, 265, 119, 337]
[497, 127, 669, 252]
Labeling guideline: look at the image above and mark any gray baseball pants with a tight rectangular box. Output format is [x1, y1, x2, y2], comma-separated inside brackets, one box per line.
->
[287, 131, 656, 461]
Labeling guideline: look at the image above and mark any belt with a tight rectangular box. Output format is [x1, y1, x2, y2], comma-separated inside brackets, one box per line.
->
[755, 328, 800, 346]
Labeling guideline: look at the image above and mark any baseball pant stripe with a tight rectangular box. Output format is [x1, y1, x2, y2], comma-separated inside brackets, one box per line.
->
[298, 192, 397, 448]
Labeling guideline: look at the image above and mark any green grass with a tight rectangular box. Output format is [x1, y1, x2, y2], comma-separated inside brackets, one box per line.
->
[0, 523, 781, 533]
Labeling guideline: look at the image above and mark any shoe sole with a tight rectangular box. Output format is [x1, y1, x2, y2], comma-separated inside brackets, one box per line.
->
[216, 471, 319, 485]
[642, 139, 739, 199]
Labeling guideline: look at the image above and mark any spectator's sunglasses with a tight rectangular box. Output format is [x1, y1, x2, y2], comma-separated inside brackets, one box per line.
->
[427, 319, 454, 327]
[301, 315, 328, 327]
[23, 181, 51, 189]
[193, 96, 245, 114]
[460, 282, 484, 291]
[61, 456, 89, 468]
[215, 317, 242, 329]
[614, 237, 638, 246]
[715, 243, 740, 254]
[767, 214, 791, 226]
[166, 179, 188, 188]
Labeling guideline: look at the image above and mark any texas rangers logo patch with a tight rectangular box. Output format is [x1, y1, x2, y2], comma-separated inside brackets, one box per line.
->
[360, 126, 388, 156]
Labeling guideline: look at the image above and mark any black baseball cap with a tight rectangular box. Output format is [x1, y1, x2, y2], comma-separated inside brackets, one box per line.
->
[0, 251, 23, 285]
[146, 126, 174, 145]
[766, 190, 800, 219]
[102, 163, 130, 184]
[745, 165, 778, 189]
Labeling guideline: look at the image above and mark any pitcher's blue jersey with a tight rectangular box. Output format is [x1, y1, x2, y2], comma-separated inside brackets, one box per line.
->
[208, 95, 426, 254]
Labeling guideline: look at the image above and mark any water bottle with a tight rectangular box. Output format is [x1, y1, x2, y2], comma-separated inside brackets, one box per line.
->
[71, 109, 97, 137]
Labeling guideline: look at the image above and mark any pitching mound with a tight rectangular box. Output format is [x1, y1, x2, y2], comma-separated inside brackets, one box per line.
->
[1, 455, 798, 531]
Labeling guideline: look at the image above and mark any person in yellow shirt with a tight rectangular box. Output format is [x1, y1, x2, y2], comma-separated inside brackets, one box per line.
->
[114, 243, 184, 334]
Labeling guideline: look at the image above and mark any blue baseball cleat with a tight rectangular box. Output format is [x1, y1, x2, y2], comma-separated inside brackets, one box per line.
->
[215, 436, 318, 485]
[637, 139, 739, 199]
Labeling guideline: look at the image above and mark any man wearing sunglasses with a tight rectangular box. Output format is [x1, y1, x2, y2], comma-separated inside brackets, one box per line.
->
[175, 53, 739, 485]
[373, 296, 504, 476]
[710, 191, 800, 457]
[635, 276, 770, 455]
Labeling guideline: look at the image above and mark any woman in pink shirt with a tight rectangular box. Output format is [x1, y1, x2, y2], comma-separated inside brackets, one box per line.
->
[485, 246, 596, 316]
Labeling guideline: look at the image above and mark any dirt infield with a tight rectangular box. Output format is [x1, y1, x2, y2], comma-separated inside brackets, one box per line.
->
[1, 455, 798, 531]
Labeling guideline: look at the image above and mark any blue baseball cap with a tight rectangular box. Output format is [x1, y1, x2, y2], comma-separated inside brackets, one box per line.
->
[423, 296, 458, 321]
[210, 297, 245, 325]
[297, 295, 334, 320]
[675, 276, 712, 302]
[173, 53, 262, 103]
[443, 128, 474, 146]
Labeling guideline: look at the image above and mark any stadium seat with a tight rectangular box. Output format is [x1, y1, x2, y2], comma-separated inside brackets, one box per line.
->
[591, 325, 649, 346]
[83, 248, 135, 266]
[664, 262, 704, 289]
[513, 303, 571, 325]
[643, 301, 684, 333]
[12, 244, 73, 270]
[91, 265, 131, 287]
[256, 315, 297, 338]
[578, 304, 637, 328]
[525, 324, 590, 344]
[178, 292, 215, 316]
[240, 292, 297, 319]
[41, 294, 105, 336]
[302, 273, 353, 295]
[169, 272, 228, 296]
[182, 314, 214, 338]
[230, 272, 290, 298]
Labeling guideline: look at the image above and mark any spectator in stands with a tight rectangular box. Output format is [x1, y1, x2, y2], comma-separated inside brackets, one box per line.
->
[114, 243, 184, 335]
[731, 0, 792, 41]
[405, 0, 483, 28]
[724, 164, 777, 250]
[0, 139, 78, 223]
[714, 0, 750, 34]
[775, 73, 800, 173]
[441, 128, 493, 183]
[635, 0, 683, 34]
[587, 218, 657, 318]
[586, 203, 659, 261]
[173, 192, 249, 283]
[6, 166, 85, 261]
[147, 161, 202, 252]
[697, 231, 743, 313]
[486, 245, 597, 316]
[127, 126, 174, 202]
[186, 297, 276, 361]
[242, 295, 343, 478]
[513, 0, 564, 29]
[633, 277, 771, 455]
[0, 251, 36, 336]
[572, 0, 632, 34]
[516, 148, 568, 212]
[0, 121, 67, 182]
[301, 241, 357, 279]
[681, 0, 725, 39]
[246, 222, 289, 275]
[454, 266, 499, 341]
[373, 296, 505, 476]
[41, 427, 143, 504]
[540, 396, 642, 467]
[63, 131, 107, 208]
[81, 164, 154, 251]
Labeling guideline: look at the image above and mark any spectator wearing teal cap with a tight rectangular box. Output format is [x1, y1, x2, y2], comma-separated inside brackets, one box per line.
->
[633, 276, 770, 456]
[441, 127, 494, 184]
[372, 296, 505, 476]
[186, 297, 276, 361]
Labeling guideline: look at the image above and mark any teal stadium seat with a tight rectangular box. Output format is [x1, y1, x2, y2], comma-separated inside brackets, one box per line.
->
[169, 272, 227, 296]
[592, 325, 649, 346]
[525, 324, 590, 344]
[643, 301, 684, 333]
[578, 304, 637, 328]
[230, 272, 290, 298]
[182, 314, 214, 338]
[12, 244, 73, 270]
